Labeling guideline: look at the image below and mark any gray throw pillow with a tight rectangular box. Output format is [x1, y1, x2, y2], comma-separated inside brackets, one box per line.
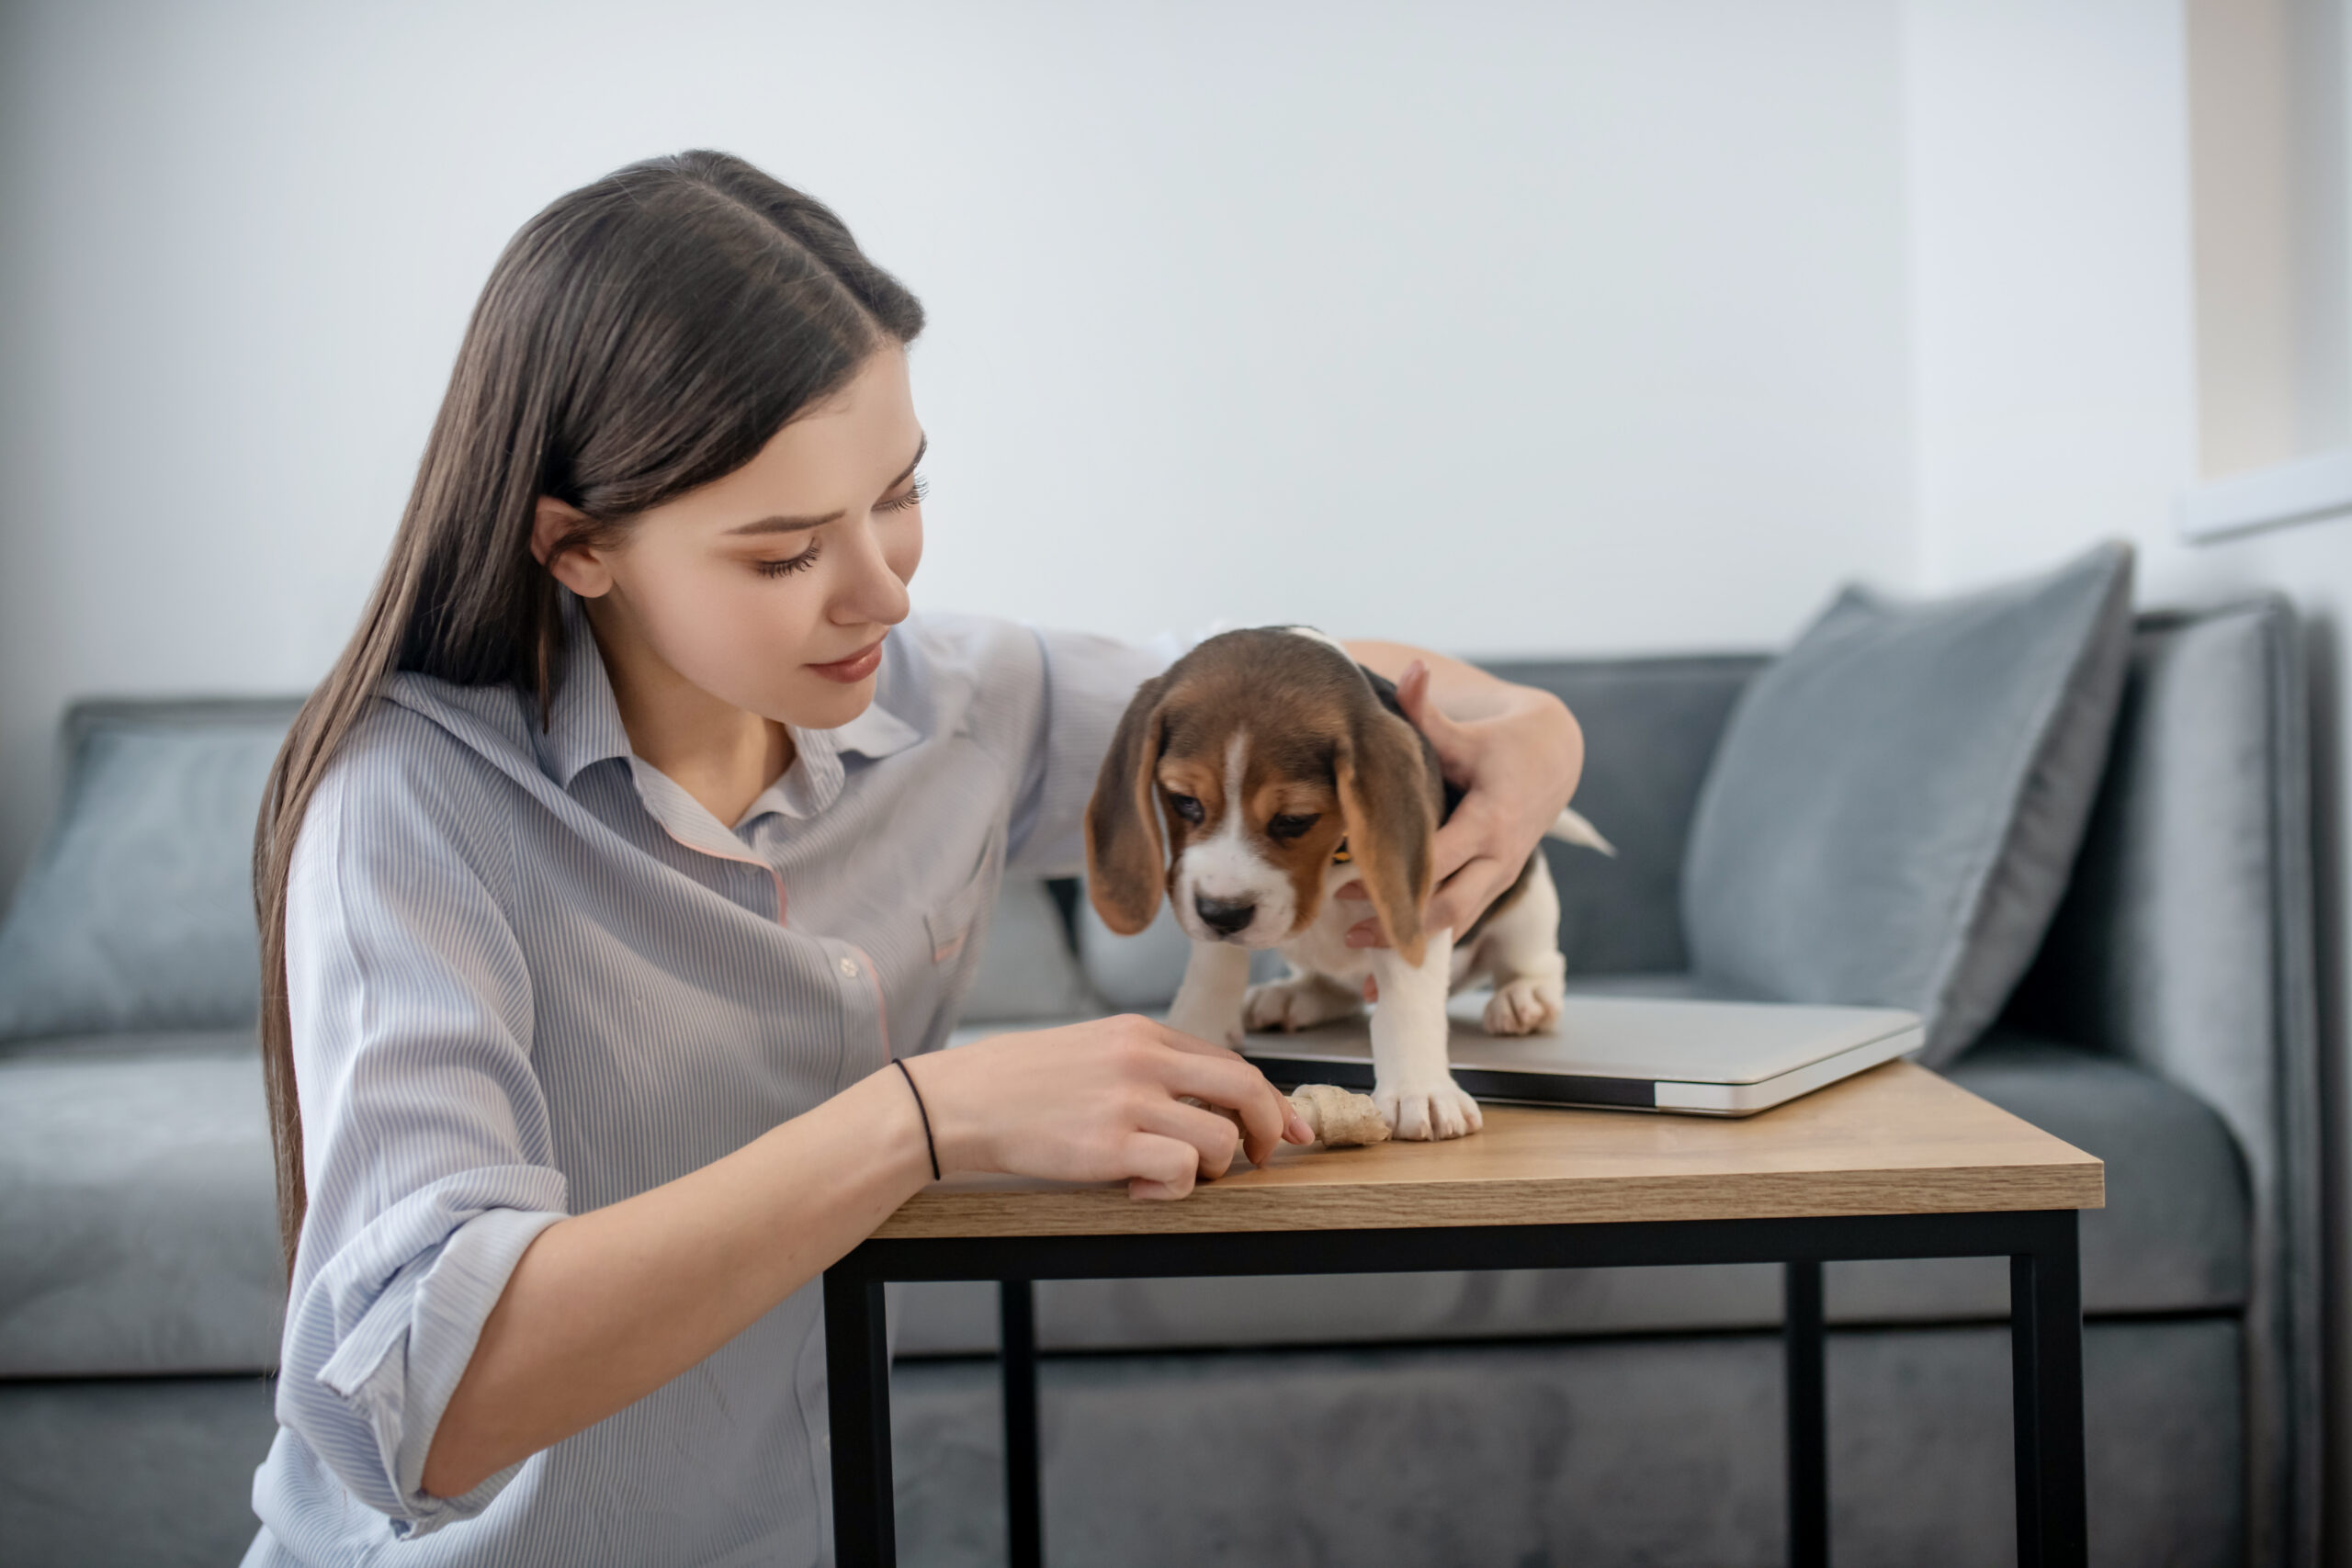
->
[1680, 541, 2134, 1067]
[0, 704, 296, 1042]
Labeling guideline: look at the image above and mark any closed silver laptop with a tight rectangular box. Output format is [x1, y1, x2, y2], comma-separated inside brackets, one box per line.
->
[1240, 993, 1926, 1117]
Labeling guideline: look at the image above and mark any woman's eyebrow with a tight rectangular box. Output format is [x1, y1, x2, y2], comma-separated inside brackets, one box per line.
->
[722, 434, 927, 536]
[725, 514, 828, 537]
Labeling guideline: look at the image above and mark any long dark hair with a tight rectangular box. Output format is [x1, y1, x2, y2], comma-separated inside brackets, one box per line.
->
[251, 151, 925, 1278]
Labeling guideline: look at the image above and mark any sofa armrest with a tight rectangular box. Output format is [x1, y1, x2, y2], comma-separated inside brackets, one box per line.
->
[2002, 597, 2323, 1564]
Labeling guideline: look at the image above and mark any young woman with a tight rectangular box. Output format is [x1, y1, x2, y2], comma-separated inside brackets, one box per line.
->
[243, 151, 1583, 1564]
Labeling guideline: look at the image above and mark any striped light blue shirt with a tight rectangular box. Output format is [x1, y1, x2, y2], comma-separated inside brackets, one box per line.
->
[243, 588, 1166, 1566]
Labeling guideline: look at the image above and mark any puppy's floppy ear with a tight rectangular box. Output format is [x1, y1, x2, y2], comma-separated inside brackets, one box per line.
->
[1085, 673, 1173, 935]
[1335, 707, 1442, 966]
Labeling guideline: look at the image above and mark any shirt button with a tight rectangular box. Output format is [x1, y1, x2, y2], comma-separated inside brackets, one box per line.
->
[838, 956, 860, 979]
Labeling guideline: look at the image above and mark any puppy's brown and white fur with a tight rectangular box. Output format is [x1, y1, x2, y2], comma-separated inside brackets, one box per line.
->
[1084, 626, 1609, 1142]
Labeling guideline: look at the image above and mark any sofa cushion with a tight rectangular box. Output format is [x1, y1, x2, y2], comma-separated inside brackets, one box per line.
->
[1679, 542, 2133, 1067]
[955, 877, 1103, 1023]
[1074, 889, 1193, 1010]
[899, 1018, 2245, 1354]
[0, 1032, 284, 1375]
[0, 1375, 279, 1568]
[1829, 1028, 2250, 1320]
[0, 701, 298, 1042]
[1556, 971, 1762, 1000]
[1477, 653, 1766, 976]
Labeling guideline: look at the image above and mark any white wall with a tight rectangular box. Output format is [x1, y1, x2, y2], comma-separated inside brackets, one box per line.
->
[0, 0, 1914, 890]
[1905, 0, 2200, 591]
[1903, 0, 2349, 1553]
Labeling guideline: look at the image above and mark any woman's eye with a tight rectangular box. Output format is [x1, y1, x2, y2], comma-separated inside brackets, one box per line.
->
[880, 474, 930, 513]
[755, 543, 821, 578]
[1167, 794, 1205, 826]
[1267, 813, 1319, 840]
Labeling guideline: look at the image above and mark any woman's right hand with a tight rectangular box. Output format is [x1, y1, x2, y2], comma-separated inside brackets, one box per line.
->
[906, 1016, 1315, 1200]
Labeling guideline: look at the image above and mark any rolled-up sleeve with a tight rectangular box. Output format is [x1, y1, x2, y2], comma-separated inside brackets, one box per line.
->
[1005, 623, 1215, 878]
[274, 705, 567, 1540]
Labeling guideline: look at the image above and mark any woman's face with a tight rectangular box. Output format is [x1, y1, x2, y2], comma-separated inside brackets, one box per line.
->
[537, 344, 926, 732]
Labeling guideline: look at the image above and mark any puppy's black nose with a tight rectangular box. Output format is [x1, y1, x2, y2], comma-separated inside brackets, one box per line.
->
[1193, 895, 1257, 937]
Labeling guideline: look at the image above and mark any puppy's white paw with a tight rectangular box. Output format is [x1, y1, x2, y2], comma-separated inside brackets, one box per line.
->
[1483, 975, 1565, 1036]
[1376, 1078, 1485, 1142]
[1243, 974, 1363, 1033]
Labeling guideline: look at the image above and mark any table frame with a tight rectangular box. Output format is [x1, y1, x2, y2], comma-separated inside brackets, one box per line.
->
[825, 1206, 2086, 1568]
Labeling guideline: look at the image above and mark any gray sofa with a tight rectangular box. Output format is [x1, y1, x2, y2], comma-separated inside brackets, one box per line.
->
[0, 598, 2323, 1567]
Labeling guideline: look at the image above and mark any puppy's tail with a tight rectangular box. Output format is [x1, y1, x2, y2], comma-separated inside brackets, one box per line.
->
[1545, 807, 1616, 857]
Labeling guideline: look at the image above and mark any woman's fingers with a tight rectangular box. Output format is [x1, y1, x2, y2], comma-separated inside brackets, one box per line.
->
[931, 1015, 1314, 1197]
[1120, 1131, 1202, 1200]
[1137, 1094, 1243, 1179]
[1427, 853, 1510, 938]
[1341, 799, 1510, 949]
[1393, 660, 1476, 784]
[1373, 659, 1584, 955]
[1148, 1039, 1300, 1161]
[1345, 850, 1505, 949]
[1149, 1022, 1245, 1060]
[1146, 1021, 1313, 1149]
[1427, 809, 1487, 887]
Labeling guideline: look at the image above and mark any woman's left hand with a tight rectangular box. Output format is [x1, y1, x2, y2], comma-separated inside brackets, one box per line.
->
[1340, 660, 1584, 950]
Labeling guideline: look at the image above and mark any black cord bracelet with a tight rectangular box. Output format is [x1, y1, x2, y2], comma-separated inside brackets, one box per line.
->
[893, 1057, 941, 1181]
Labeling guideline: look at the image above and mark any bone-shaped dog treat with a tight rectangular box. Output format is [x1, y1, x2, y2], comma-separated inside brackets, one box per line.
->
[1286, 1083, 1390, 1148]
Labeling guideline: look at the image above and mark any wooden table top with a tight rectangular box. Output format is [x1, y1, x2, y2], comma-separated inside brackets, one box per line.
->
[873, 1061, 2104, 1240]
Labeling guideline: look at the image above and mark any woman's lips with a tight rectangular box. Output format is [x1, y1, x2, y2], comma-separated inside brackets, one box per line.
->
[808, 634, 887, 683]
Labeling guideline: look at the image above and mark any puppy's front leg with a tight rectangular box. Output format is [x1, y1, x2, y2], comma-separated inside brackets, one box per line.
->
[1369, 927, 1482, 1140]
[1165, 941, 1252, 1048]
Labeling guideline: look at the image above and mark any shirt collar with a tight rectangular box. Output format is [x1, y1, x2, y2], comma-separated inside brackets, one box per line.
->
[827, 697, 921, 761]
[535, 591, 634, 790]
[534, 589, 922, 825]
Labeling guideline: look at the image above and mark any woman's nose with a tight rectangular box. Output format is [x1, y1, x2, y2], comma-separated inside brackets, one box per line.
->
[831, 515, 911, 626]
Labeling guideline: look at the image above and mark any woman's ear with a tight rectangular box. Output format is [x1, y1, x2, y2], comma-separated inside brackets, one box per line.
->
[531, 497, 615, 597]
[1335, 710, 1441, 966]
[1085, 675, 1172, 935]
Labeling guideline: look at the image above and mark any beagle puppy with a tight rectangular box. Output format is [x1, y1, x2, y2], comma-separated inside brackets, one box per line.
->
[1084, 626, 1611, 1142]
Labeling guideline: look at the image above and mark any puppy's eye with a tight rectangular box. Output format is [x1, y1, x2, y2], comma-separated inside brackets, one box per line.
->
[1167, 793, 1205, 826]
[1266, 813, 1319, 841]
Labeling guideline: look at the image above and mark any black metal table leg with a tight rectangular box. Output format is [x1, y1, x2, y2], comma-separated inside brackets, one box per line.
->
[825, 1269, 897, 1568]
[832, 1208, 2091, 1564]
[2010, 1211, 2087, 1568]
[1785, 1258, 1828, 1568]
[1001, 1279, 1043, 1568]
